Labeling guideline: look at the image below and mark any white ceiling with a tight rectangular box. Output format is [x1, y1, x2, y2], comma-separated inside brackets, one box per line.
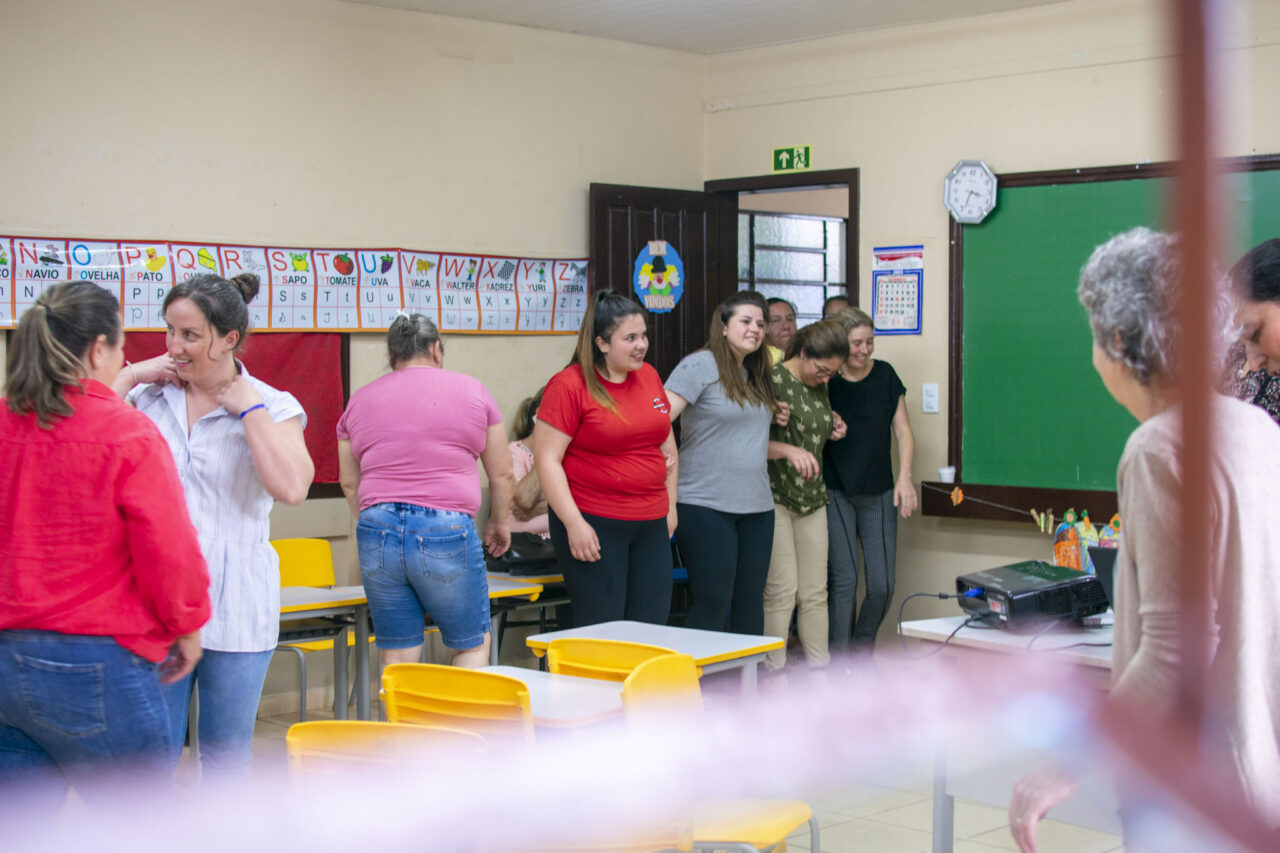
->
[337, 0, 1075, 55]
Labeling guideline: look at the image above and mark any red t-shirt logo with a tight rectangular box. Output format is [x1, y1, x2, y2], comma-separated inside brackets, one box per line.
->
[652, 397, 670, 414]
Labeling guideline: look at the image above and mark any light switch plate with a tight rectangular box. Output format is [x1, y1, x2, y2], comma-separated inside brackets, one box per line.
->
[922, 383, 939, 413]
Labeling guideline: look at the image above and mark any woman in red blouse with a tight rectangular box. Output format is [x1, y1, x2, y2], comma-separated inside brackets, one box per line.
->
[534, 291, 679, 627]
[0, 282, 209, 815]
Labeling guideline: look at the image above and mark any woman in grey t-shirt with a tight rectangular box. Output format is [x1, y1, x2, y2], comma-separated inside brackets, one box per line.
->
[665, 291, 785, 634]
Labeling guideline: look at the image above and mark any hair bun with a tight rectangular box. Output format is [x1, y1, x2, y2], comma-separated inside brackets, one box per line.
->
[229, 273, 260, 305]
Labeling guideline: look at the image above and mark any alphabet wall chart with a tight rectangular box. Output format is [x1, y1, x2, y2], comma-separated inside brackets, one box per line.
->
[0, 236, 589, 334]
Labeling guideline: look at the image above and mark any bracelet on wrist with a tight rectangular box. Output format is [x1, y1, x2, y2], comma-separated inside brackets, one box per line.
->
[239, 403, 267, 420]
[125, 360, 138, 386]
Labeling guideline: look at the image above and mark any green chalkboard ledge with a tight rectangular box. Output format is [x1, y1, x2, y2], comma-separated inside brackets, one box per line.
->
[920, 481, 1118, 524]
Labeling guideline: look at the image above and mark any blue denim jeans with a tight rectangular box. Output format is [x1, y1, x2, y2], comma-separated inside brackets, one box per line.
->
[0, 630, 172, 818]
[357, 503, 490, 650]
[162, 648, 273, 784]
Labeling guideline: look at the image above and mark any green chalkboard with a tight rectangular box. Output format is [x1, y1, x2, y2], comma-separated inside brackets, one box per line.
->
[958, 163, 1280, 492]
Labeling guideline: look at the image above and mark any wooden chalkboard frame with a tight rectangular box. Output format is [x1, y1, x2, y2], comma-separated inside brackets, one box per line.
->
[925, 153, 1280, 521]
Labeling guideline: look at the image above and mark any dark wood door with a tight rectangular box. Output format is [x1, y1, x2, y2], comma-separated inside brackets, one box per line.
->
[589, 183, 737, 382]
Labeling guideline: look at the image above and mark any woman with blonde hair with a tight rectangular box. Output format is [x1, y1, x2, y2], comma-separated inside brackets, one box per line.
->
[534, 291, 679, 627]
[762, 319, 849, 679]
[508, 386, 549, 538]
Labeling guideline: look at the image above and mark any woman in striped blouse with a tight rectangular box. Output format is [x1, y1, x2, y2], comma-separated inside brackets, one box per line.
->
[123, 273, 313, 782]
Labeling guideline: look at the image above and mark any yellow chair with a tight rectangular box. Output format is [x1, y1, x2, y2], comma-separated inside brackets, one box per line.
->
[381, 663, 535, 748]
[623, 654, 820, 853]
[547, 637, 681, 682]
[273, 537, 377, 720]
[285, 719, 486, 778]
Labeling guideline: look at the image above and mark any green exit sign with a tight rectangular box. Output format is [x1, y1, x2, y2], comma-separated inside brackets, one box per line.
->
[772, 145, 812, 173]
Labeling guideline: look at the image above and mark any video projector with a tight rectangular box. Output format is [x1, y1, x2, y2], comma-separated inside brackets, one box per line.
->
[955, 560, 1108, 631]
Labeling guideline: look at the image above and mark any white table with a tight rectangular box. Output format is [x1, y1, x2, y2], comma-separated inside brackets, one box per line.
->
[901, 615, 1113, 672]
[481, 665, 624, 728]
[485, 576, 545, 665]
[280, 585, 371, 720]
[278, 580, 544, 719]
[901, 616, 1119, 852]
[525, 620, 784, 696]
[488, 569, 570, 647]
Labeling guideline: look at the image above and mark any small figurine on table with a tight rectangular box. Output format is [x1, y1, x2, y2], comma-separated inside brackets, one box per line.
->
[1052, 508, 1083, 571]
[1075, 510, 1101, 574]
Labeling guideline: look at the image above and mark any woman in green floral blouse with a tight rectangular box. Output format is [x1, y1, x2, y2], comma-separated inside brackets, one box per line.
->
[762, 319, 849, 679]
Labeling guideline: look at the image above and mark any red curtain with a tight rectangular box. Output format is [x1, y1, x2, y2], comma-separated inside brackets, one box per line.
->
[122, 333, 343, 483]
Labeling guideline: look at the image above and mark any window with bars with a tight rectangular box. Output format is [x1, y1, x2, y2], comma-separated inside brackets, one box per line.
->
[737, 211, 847, 326]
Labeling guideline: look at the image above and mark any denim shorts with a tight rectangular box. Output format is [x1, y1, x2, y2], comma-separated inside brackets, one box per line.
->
[356, 503, 490, 650]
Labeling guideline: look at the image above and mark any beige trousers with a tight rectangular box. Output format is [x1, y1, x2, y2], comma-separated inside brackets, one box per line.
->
[762, 504, 830, 670]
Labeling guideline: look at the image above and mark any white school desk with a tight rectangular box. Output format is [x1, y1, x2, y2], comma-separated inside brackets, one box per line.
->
[280, 585, 371, 720]
[525, 621, 784, 696]
[485, 576, 545, 665]
[482, 665, 624, 728]
[900, 616, 1120, 853]
[487, 569, 570, 646]
[279, 579, 544, 719]
[487, 569, 565, 585]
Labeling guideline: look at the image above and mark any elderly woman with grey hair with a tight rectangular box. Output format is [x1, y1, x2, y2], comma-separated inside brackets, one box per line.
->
[1008, 227, 1280, 851]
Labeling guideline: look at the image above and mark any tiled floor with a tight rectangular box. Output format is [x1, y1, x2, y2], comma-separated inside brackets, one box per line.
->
[247, 705, 1123, 853]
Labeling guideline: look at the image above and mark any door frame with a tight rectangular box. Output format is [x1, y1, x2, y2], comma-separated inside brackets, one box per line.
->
[704, 168, 860, 304]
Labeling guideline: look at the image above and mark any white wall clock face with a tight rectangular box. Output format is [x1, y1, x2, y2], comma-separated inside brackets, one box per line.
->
[944, 160, 998, 224]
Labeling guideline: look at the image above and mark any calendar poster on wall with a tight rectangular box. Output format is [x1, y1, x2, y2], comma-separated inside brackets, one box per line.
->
[871, 243, 923, 335]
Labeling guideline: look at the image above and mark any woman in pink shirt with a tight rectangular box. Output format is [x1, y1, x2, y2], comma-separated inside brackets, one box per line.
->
[508, 386, 549, 538]
[337, 314, 513, 668]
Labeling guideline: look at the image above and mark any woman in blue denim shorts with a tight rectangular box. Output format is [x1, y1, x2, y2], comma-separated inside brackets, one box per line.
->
[337, 314, 513, 668]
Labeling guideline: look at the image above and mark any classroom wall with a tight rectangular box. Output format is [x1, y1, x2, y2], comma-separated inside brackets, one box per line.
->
[0, 0, 704, 709]
[704, 0, 1280, 636]
[739, 188, 848, 219]
[5, 0, 1277, 705]
[0, 0, 705, 563]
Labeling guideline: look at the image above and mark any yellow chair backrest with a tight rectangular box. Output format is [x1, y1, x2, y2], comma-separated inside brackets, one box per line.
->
[621, 653, 705, 721]
[272, 538, 336, 587]
[286, 719, 486, 778]
[546, 637, 678, 682]
[381, 663, 535, 748]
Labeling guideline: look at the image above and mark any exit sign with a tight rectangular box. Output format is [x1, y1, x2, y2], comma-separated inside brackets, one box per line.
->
[772, 145, 812, 173]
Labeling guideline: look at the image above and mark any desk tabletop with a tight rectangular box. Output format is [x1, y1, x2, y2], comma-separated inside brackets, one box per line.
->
[486, 576, 544, 601]
[280, 585, 367, 612]
[279, 581, 541, 612]
[482, 665, 622, 727]
[526, 620, 784, 666]
[901, 616, 1113, 670]
[487, 569, 566, 585]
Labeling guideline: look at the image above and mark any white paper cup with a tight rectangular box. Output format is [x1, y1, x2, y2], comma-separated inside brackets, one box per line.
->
[938, 466, 956, 483]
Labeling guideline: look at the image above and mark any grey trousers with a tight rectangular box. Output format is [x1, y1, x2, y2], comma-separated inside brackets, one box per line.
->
[826, 487, 897, 651]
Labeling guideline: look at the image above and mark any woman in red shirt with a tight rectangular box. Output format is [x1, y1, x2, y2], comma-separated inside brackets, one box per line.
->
[534, 291, 679, 627]
[0, 282, 209, 815]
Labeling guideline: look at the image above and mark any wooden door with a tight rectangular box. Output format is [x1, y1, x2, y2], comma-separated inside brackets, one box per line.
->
[589, 183, 737, 381]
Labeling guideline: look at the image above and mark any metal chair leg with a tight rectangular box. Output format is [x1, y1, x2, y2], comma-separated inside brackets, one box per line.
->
[273, 645, 308, 722]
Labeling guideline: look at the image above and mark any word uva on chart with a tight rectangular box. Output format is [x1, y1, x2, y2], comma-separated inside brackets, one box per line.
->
[0, 236, 589, 334]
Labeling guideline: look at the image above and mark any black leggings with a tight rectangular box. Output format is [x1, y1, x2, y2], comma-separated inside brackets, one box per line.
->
[548, 509, 672, 628]
[675, 503, 775, 635]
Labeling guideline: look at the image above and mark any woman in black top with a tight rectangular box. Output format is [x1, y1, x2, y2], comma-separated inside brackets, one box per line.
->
[823, 307, 917, 656]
